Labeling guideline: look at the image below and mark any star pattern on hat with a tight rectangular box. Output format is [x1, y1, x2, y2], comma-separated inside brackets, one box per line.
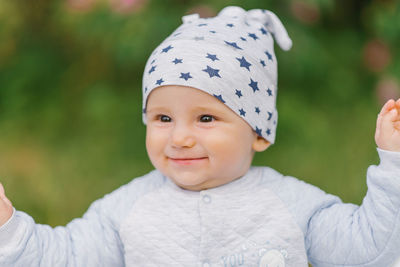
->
[259, 27, 268, 35]
[248, 33, 259, 40]
[266, 88, 273, 96]
[236, 56, 251, 71]
[226, 23, 234, 27]
[267, 112, 273, 120]
[235, 89, 242, 98]
[255, 127, 262, 136]
[203, 65, 221, 78]
[239, 108, 246, 117]
[180, 72, 193, 81]
[156, 78, 164, 85]
[206, 53, 219, 61]
[224, 41, 242, 50]
[213, 94, 225, 103]
[255, 107, 260, 114]
[249, 78, 259, 92]
[240, 37, 247, 41]
[172, 58, 182, 64]
[260, 60, 266, 67]
[162, 45, 173, 53]
[148, 65, 156, 74]
[265, 51, 273, 61]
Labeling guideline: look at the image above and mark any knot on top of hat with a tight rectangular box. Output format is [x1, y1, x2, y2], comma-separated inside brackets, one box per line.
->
[218, 6, 246, 17]
[182, 13, 200, 23]
[219, 6, 292, 51]
[246, 9, 292, 51]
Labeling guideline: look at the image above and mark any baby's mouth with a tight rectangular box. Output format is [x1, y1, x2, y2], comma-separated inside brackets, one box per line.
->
[168, 157, 208, 165]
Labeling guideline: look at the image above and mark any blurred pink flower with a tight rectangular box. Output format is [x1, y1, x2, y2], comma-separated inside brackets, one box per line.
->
[362, 39, 391, 73]
[109, 0, 148, 14]
[290, 0, 320, 25]
[67, 0, 97, 12]
[376, 76, 400, 105]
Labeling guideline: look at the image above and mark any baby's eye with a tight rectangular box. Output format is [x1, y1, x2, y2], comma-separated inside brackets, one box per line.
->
[159, 115, 172, 122]
[199, 115, 214, 123]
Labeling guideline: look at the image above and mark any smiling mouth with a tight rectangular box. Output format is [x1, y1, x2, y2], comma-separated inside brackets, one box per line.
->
[168, 157, 208, 165]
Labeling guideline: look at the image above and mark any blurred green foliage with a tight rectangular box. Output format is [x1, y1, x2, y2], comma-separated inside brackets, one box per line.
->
[0, 0, 399, 226]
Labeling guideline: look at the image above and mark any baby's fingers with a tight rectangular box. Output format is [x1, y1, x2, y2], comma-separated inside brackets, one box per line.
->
[379, 99, 395, 116]
[381, 109, 398, 133]
[376, 99, 400, 151]
[376, 100, 394, 137]
[395, 99, 400, 118]
[395, 121, 400, 130]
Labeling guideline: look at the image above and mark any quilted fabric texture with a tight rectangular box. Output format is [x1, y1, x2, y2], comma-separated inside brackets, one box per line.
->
[120, 168, 308, 266]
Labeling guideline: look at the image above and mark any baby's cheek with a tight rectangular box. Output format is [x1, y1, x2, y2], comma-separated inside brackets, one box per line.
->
[146, 132, 165, 165]
[211, 140, 253, 172]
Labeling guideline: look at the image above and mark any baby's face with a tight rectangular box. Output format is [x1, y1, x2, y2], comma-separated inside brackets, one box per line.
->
[145, 85, 269, 191]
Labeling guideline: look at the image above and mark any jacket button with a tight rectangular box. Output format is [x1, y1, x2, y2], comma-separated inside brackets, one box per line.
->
[202, 194, 212, 204]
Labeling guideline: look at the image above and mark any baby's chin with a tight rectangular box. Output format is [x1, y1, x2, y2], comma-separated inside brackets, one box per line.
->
[168, 175, 214, 191]
[166, 172, 243, 191]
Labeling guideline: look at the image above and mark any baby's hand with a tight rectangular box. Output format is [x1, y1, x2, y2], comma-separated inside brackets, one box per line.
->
[375, 99, 400, 152]
[0, 183, 13, 227]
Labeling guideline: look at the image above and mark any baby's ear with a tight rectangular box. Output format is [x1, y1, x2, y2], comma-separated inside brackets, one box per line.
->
[252, 136, 270, 152]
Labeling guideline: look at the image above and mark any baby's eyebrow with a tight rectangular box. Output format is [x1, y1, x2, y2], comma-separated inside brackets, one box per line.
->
[192, 106, 225, 113]
[145, 107, 169, 114]
[147, 106, 223, 113]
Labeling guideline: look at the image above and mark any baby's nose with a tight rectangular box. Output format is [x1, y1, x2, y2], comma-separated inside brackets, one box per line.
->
[170, 124, 196, 148]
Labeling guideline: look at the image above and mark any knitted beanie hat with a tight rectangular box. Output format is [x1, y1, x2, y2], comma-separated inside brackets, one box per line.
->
[142, 6, 292, 144]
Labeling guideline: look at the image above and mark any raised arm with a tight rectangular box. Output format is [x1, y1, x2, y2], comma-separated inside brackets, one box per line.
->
[0, 181, 129, 267]
[306, 99, 400, 267]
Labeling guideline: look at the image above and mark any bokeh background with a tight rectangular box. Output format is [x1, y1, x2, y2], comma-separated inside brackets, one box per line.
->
[0, 0, 399, 226]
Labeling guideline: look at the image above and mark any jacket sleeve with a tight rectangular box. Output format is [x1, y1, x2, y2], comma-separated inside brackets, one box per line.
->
[306, 148, 400, 267]
[0, 180, 135, 267]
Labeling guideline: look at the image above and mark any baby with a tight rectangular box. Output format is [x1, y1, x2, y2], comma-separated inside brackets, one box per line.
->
[1, 6, 400, 267]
